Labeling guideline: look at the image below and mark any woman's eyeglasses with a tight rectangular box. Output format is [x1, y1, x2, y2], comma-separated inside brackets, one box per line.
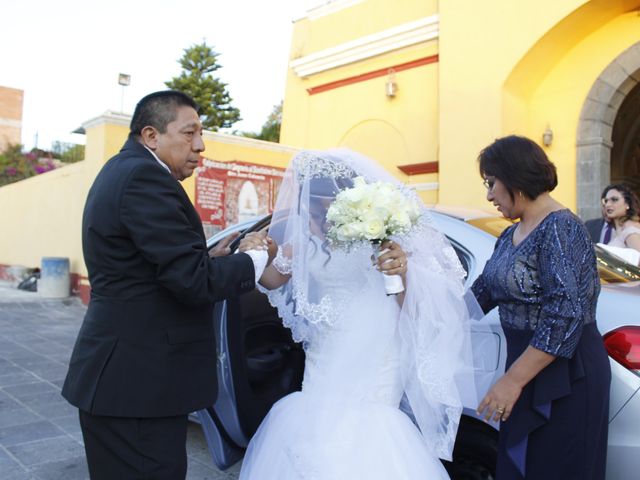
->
[602, 196, 621, 205]
[482, 178, 495, 192]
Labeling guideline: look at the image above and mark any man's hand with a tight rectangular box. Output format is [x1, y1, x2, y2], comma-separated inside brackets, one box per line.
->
[239, 229, 277, 264]
[209, 232, 240, 257]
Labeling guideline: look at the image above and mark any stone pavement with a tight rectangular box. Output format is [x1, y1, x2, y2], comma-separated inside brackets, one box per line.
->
[0, 282, 241, 479]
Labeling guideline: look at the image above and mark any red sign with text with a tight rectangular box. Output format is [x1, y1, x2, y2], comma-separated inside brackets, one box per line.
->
[195, 158, 285, 237]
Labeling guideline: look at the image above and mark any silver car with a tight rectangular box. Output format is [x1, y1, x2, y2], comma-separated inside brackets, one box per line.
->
[197, 207, 640, 480]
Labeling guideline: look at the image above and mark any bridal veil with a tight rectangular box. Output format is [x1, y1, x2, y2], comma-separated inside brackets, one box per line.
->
[258, 148, 479, 461]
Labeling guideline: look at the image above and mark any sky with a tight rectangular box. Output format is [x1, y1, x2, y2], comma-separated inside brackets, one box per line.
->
[0, 0, 319, 150]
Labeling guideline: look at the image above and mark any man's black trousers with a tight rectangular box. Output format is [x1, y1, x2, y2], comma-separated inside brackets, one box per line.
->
[79, 410, 188, 479]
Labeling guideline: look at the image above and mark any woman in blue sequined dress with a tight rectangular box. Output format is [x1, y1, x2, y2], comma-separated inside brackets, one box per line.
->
[471, 136, 611, 480]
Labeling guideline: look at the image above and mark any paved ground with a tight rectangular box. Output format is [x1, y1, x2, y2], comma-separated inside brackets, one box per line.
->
[0, 281, 241, 479]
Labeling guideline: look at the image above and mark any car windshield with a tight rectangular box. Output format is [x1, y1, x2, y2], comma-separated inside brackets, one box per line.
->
[466, 217, 513, 238]
[467, 217, 640, 284]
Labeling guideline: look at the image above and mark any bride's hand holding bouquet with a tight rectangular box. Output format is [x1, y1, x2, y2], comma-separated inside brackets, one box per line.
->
[325, 176, 420, 295]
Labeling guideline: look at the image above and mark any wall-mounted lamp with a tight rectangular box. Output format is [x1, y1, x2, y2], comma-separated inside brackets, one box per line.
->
[385, 69, 398, 98]
[542, 125, 553, 147]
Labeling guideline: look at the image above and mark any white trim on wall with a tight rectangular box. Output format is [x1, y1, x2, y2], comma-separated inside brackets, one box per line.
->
[0, 118, 22, 128]
[306, 0, 364, 20]
[81, 110, 131, 131]
[409, 182, 439, 192]
[290, 15, 439, 78]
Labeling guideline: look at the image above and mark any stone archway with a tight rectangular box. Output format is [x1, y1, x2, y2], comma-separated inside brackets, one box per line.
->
[577, 42, 640, 219]
[611, 80, 640, 191]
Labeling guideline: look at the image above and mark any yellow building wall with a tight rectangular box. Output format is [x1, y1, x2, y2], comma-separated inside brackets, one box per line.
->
[291, 0, 437, 55]
[0, 162, 88, 276]
[282, 0, 440, 203]
[436, 0, 593, 207]
[522, 12, 640, 209]
[434, 0, 640, 209]
[281, 0, 640, 211]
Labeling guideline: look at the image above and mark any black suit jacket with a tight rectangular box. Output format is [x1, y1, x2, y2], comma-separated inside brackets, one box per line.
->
[584, 217, 605, 243]
[62, 138, 255, 417]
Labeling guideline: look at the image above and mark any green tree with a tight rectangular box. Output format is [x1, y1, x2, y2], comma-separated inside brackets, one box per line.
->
[51, 141, 85, 163]
[240, 102, 282, 143]
[165, 42, 241, 131]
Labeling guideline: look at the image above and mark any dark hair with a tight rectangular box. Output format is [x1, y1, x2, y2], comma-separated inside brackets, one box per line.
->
[602, 183, 640, 222]
[478, 135, 558, 201]
[129, 90, 199, 137]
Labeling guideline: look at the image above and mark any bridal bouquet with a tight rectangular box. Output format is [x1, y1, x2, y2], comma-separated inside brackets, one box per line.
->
[326, 176, 421, 294]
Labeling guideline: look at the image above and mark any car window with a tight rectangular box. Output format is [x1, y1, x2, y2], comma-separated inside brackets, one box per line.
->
[466, 217, 513, 238]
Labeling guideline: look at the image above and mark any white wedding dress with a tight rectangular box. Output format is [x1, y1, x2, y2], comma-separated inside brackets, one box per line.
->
[239, 149, 475, 480]
[239, 240, 451, 479]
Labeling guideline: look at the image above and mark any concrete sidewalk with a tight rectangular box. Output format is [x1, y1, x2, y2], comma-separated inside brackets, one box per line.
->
[0, 281, 240, 479]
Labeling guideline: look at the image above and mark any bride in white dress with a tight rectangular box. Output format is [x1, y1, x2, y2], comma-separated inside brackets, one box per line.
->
[239, 149, 477, 480]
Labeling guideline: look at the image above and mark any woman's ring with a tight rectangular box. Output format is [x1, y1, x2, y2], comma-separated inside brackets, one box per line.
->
[496, 407, 505, 413]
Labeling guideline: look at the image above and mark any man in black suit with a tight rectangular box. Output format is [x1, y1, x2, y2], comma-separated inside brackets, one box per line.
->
[584, 187, 613, 244]
[585, 216, 606, 243]
[62, 91, 273, 479]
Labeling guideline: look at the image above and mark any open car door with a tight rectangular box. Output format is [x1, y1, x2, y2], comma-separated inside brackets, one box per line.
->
[197, 216, 305, 469]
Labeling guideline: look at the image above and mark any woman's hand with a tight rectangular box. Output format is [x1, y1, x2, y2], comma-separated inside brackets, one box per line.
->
[476, 346, 555, 423]
[376, 240, 408, 277]
[476, 374, 522, 423]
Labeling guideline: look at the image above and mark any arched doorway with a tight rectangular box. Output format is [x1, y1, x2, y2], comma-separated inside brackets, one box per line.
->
[611, 80, 640, 193]
[576, 42, 640, 219]
[237, 180, 259, 223]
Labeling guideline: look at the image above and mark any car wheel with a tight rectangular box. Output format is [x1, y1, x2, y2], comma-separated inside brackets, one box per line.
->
[442, 416, 498, 480]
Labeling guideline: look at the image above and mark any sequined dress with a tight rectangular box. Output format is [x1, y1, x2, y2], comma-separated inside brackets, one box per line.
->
[471, 209, 610, 480]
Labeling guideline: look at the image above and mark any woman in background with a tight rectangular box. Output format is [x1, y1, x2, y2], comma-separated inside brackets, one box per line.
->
[471, 135, 610, 479]
[602, 183, 640, 255]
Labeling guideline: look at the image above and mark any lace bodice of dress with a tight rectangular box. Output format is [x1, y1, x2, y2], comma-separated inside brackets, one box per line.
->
[299, 237, 404, 408]
[306, 237, 367, 298]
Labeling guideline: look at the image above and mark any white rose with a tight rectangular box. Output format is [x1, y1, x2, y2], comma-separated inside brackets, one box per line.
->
[363, 217, 386, 240]
[338, 222, 365, 241]
[391, 211, 410, 230]
[408, 200, 422, 221]
[340, 187, 365, 205]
